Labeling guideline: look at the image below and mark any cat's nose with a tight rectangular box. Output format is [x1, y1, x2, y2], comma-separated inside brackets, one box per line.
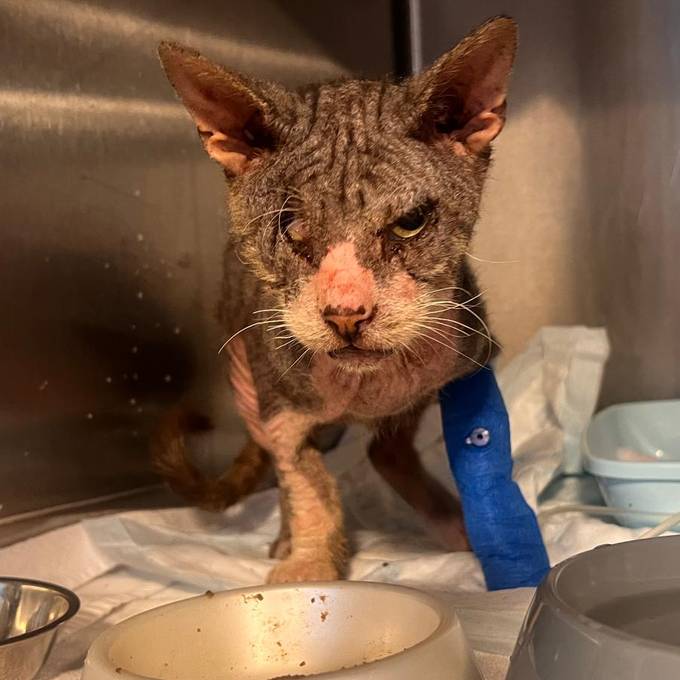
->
[323, 305, 373, 341]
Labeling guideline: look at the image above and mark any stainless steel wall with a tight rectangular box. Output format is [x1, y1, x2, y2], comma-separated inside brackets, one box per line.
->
[417, 0, 680, 406]
[0, 0, 393, 523]
[3, 0, 679, 525]
[579, 0, 680, 404]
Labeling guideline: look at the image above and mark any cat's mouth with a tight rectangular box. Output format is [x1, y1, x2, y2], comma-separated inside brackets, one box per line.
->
[328, 346, 393, 366]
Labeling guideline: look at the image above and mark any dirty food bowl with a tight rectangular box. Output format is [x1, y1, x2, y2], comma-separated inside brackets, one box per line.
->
[83, 581, 480, 679]
[0, 577, 80, 680]
[508, 535, 680, 679]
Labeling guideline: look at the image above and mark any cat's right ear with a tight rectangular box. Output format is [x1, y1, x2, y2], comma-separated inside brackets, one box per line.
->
[158, 42, 275, 177]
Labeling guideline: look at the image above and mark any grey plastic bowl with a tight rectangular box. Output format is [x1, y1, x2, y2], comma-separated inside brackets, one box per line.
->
[508, 535, 680, 679]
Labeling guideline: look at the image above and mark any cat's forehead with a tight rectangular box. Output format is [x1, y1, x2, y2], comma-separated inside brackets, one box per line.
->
[263, 80, 435, 215]
[296, 78, 407, 132]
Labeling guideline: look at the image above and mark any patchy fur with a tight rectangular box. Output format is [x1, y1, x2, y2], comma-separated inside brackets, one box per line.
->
[156, 17, 518, 583]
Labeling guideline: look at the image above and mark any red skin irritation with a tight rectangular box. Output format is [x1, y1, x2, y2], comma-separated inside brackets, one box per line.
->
[311, 341, 455, 421]
[314, 241, 375, 313]
[309, 264, 459, 421]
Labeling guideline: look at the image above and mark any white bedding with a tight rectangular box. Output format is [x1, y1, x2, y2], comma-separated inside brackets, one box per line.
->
[0, 326, 646, 680]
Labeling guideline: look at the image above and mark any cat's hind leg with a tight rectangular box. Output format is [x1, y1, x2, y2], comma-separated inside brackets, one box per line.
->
[369, 411, 469, 552]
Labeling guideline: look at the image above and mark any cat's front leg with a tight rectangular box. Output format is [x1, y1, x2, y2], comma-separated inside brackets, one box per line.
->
[263, 410, 347, 584]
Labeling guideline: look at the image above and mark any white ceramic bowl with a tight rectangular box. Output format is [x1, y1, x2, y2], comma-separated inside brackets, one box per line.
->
[82, 581, 480, 680]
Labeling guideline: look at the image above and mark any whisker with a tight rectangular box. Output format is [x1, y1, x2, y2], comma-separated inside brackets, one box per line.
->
[274, 338, 298, 351]
[421, 315, 500, 347]
[423, 319, 472, 337]
[413, 330, 487, 370]
[415, 285, 472, 301]
[278, 347, 311, 380]
[420, 290, 485, 307]
[466, 251, 520, 265]
[217, 319, 283, 354]
[400, 340, 426, 366]
[458, 304, 498, 351]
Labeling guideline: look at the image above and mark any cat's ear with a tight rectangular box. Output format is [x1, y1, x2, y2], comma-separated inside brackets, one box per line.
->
[409, 16, 518, 157]
[158, 42, 277, 176]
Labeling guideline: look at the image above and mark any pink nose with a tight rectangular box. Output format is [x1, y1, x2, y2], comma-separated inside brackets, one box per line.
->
[323, 305, 373, 341]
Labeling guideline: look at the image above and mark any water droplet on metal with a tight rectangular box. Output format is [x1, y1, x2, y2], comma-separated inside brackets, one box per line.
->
[173, 326, 181, 335]
[136, 291, 144, 300]
[164, 374, 172, 383]
[131, 346, 138, 354]
[38, 380, 49, 391]
[105, 376, 112, 384]
[86, 413, 94, 420]
[129, 398, 137, 406]
[104, 262, 111, 269]
[136, 233, 144, 242]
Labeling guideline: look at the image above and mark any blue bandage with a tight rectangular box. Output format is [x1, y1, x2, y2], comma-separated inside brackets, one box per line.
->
[439, 368, 549, 590]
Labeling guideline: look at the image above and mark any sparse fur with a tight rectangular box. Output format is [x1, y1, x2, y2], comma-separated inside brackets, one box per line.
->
[154, 17, 518, 583]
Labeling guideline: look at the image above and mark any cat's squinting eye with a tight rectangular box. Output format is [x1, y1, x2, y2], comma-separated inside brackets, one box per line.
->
[390, 204, 433, 239]
[278, 209, 304, 241]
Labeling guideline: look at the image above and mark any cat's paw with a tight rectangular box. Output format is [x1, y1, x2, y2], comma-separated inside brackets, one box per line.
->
[269, 534, 292, 560]
[267, 555, 340, 584]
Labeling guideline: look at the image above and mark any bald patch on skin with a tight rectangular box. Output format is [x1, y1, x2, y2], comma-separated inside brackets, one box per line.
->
[261, 410, 346, 583]
[315, 241, 375, 313]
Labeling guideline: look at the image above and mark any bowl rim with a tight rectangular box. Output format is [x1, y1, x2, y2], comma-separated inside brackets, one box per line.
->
[86, 580, 462, 679]
[0, 576, 81, 647]
[543, 536, 680, 657]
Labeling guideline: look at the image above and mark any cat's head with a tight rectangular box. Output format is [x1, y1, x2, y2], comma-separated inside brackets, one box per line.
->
[159, 17, 517, 373]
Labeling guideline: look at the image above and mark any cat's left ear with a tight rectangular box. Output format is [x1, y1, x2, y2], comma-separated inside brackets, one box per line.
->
[409, 16, 518, 157]
[158, 42, 282, 177]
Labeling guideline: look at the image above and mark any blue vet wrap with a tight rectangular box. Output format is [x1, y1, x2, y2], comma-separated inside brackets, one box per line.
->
[439, 368, 550, 590]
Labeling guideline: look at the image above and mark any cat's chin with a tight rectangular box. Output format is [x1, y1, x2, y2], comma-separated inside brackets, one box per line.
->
[327, 347, 393, 373]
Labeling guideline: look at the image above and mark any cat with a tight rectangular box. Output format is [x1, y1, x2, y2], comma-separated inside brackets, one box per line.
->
[153, 16, 517, 584]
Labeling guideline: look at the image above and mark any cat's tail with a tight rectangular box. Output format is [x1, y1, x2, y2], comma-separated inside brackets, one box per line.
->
[150, 407, 270, 511]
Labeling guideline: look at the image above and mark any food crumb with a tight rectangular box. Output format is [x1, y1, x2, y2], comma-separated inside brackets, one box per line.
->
[310, 597, 315, 603]
[320, 595, 327, 603]
[115, 669, 122, 675]
[320, 610, 329, 622]
[196, 627, 201, 632]
[382, 562, 389, 567]
[205, 590, 215, 598]
[299, 661, 307, 667]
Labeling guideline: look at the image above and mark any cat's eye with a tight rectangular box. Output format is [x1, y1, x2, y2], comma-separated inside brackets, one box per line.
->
[390, 204, 432, 239]
[279, 211, 306, 243]
[277, 209, 297, 235]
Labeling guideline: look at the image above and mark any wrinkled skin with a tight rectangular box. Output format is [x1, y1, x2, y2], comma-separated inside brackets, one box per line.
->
[158, 17, 517, 582]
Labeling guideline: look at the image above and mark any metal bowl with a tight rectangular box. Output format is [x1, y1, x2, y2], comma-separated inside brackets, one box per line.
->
[83, 581, 481, 679]
[0, 577, 80, 680]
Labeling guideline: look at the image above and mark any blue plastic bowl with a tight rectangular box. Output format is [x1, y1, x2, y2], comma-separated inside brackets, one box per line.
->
[582, 400, 680, 528]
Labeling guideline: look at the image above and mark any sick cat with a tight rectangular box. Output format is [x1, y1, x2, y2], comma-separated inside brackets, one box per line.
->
[153, 17, 517, 583]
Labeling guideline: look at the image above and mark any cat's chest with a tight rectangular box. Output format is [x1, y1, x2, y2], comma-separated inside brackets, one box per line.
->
[310, 354, 451, 421]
